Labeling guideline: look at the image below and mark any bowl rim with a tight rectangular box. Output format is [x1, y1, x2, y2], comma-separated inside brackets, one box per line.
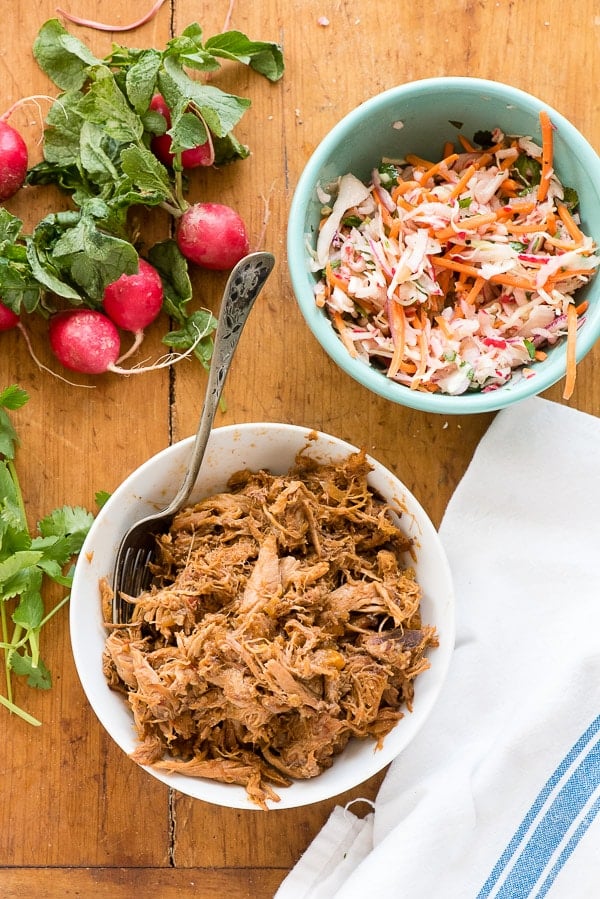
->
[70, 421, 455, 810]
[287, 76, 600, 415]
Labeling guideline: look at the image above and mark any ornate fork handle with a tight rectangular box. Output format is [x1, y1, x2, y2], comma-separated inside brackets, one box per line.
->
[161, 251, 275, 518]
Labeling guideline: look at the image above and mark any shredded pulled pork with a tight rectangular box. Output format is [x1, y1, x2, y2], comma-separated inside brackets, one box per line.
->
[102, 449, 438, 808]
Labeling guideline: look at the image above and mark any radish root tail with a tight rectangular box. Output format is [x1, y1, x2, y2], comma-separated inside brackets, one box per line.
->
[56, 0, 167, 32]
[18, 323, 95, 389]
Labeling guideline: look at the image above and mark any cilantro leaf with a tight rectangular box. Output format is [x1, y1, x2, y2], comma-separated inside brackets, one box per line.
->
[95, 491, 111, 509]
[11, 575, 44, 630]
[0, 551, 44, 597]
[0, 385, 28, 412]
[0, 388, 26, 460]
[9, 653, 52, 690]
[38, 505, 95, 541]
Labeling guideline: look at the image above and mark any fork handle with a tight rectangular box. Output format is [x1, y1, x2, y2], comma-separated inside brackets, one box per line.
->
[161, 251, 275, 518]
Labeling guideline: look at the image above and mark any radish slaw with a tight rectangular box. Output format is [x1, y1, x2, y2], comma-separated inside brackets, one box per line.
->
[309, 115, 599, 397]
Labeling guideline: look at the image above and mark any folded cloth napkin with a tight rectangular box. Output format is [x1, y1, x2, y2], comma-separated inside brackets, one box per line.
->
[276, 396, 600, 899]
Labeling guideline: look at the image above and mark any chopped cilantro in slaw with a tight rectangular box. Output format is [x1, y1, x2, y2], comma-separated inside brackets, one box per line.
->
[310, 115, 599, 397]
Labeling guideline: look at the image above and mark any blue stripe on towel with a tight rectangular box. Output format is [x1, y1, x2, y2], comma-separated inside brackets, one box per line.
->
[535, 793, 600, 898]
[477, 715, 600, 898]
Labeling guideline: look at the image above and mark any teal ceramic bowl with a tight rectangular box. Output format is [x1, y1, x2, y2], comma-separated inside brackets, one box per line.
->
[287, 77, 600, 414]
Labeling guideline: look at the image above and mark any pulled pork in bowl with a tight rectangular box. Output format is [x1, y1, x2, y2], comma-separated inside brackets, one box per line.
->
[71, 424, 454, 809]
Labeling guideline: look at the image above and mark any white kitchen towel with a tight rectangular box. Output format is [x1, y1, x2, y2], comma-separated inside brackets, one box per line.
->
[276, 396, 600, 899]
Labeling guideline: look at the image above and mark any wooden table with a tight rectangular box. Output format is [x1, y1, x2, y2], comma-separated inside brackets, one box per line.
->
[1, 1, 598, 896]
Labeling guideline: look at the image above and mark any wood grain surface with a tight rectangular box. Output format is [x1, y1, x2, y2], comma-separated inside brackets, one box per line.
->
[1, 1, 599, 896]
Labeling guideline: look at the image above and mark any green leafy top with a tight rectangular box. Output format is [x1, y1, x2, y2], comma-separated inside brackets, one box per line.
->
[10, 18, 284, 366]
[29, 18, 284, 216]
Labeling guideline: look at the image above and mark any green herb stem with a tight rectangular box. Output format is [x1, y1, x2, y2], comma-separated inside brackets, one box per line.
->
[0, 692, 42, 727]
[0, 602, 13, 705]
[7, 458, 27, 528]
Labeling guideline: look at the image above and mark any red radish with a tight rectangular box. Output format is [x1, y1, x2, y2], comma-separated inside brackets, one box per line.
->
[149, 94, 213, 169]
[0, 300, 94, 388]
[176, 202, 250, 271]
[0, 301, 20, 331]
[102, 258, 164, 361]
[48, 308, 203, 376]
[0, 94, 59, 200]
[49, 309, 121, 374]
[0, 120, 28, 200]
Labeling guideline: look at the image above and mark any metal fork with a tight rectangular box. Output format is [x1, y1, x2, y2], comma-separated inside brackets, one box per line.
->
[112, 250, 275, 623]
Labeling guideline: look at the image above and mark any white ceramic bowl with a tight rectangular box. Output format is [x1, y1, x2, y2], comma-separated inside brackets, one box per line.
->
[70, 423, 455, 809]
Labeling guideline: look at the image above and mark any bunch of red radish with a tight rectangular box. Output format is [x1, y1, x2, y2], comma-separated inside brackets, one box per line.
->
[0, 94, 251, 377]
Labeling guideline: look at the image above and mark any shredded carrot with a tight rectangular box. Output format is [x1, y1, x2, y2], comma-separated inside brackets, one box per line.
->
[458, 134, 476, 152]
[442, 140, 455, 158]
[326, 262, 349, 294]
[435, 212, 498, 241]
[418, 153, 459, 185]
[499, 177, 520, 194]
[405, 153, 433, 169]
[562, 302, 578, 400]
[373, 190, 394, 227]
[396, 196, 416, 212]
[433, 256, 536, 291]
[399, 360, 417, 374]
[464, 276, 485, 305]
[475, 153, 493, 169]
[489, 272, 537, 290]
[538, 110, 554, 203]
[331, 312, 358, 358]
[503, 219, 549, 235]
[556, 202, 585, 245]
[447, 164, 476, 200]
[388, 218, 403, 240]
[387, 301, 406, 379]
[499, 200, 536, 217]
[434, 314, 454, 339]
[433, 257, 481, 279]
[391, 180, 420, 200]
[548, 267, 596, 284]
[498, 149, 519, 170]
[436, 267, 453, 299]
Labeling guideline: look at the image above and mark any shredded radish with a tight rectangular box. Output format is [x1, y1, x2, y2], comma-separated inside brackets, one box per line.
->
[315, 173, 372, 268]
[314, 123, 598, 395]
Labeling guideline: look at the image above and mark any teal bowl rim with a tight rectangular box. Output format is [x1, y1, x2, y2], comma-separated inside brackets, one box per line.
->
[287, 76, 600, 415]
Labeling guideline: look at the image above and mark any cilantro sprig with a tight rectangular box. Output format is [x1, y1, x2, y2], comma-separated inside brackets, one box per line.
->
[0, 386, 94, 725]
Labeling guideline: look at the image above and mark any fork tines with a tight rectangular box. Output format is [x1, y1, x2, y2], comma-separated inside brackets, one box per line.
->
[113, 544, 154, 623]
